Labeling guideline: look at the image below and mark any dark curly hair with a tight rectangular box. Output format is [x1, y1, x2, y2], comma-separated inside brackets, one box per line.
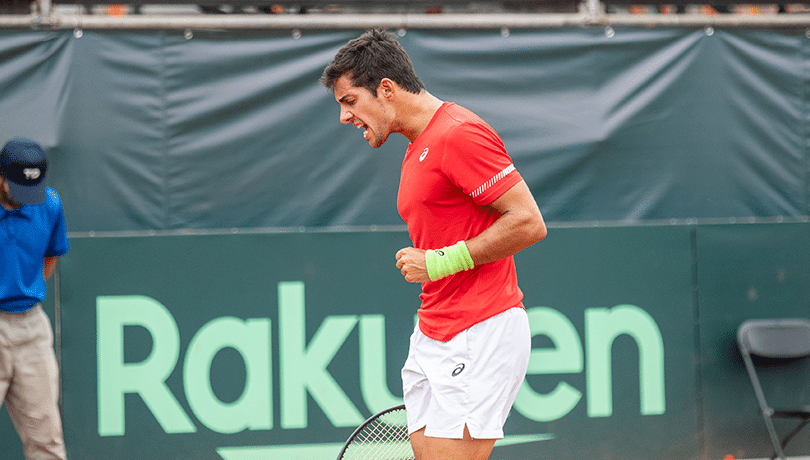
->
[321, 28, 425, 96]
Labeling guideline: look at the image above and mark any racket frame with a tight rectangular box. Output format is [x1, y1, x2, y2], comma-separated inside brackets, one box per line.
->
[336, 404, 408, 460]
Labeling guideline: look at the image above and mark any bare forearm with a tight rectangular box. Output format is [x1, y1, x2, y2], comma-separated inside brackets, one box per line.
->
[395, 180, 546, 283]
[466, 181, 546, 265]
[465, 208, 546, 265]
[43, 257, 58, 281]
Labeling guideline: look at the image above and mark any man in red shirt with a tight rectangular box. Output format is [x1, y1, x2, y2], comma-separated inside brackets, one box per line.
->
[322, 29, 546, 460]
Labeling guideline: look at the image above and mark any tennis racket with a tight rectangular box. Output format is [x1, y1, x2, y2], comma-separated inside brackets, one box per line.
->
[336, 404, 413, 460]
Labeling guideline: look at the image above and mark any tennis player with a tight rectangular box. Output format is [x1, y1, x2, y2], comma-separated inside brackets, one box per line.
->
[321, 29, 546, 460]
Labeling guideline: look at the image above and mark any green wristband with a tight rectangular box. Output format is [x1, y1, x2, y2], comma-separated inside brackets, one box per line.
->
[425, 241, 475, 281]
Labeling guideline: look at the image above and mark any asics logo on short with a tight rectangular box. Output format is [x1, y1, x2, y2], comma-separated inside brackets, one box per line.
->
[452, 363, 465, 377]
[419, 148, 429, 162]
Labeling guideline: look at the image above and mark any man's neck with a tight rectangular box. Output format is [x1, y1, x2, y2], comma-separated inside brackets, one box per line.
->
[0, 200, 17, 211]
[398, 91, 444, 143]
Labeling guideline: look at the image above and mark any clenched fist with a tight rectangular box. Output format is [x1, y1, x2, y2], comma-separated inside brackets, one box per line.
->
[395, 247, 429, 283]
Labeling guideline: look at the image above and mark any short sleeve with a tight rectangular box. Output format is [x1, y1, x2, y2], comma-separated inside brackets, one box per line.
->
[46, 189, 70, 257]
[442, 121, 523, 206]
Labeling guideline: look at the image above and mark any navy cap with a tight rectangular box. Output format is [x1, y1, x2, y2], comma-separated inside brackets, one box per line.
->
[0, 138, 48, 205]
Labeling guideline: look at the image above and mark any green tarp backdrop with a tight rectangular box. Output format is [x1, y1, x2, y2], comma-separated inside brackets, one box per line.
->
[1, 27, 810, 460]
[1, 28, 809, 230]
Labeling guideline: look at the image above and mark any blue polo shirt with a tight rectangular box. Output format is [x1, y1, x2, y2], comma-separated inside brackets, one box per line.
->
[0, 187, 69, 313]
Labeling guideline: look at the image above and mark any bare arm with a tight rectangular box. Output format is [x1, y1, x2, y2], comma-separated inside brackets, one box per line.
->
[396, 180, 546, 283]
[466, 179, 546, 265]
[43, 256, 59, 281]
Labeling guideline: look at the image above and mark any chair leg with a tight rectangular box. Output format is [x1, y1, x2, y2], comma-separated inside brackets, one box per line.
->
[775, 417, 810, 459]
[764, 415, 787, 460]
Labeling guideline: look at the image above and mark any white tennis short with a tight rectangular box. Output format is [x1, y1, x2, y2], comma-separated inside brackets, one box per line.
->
[401, 306, 531, 440]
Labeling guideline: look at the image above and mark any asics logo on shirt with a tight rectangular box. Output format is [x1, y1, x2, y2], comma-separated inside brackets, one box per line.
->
[419, 148, 429, 162]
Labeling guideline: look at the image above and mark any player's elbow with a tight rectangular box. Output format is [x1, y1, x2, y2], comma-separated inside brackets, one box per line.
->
[516, 211, 547, 246]
[536, 221, 548, 242]
[528, 215, 547, 244]
[523, 210, 548, 245]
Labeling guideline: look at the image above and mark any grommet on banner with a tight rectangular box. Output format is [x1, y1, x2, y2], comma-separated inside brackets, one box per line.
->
[705, 26, 714, 36]
[397, 28, 406, 37]
[501, 27, 510, 37]
[292, 28, 302, 39]
[73, 28, 83, 38]
[604, 26, 615, 38]
[184, 29, 193, 40]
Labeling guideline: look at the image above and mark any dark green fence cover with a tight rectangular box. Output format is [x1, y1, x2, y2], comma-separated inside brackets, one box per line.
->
[0, 28, 808, 231]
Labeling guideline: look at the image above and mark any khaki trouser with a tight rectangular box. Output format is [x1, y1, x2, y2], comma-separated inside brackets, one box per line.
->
[0, 305, 67, 460]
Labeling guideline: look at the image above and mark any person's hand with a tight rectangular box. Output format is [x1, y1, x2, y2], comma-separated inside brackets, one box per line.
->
[395, 247, 430, 283]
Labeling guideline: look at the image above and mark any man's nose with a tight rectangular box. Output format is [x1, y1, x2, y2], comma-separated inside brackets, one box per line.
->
[339, 108, 352, 124]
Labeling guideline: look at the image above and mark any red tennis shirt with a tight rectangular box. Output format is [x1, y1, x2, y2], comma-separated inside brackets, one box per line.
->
[397, 102, 525, 342]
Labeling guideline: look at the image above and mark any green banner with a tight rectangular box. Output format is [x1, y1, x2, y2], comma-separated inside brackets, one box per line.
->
[5, 223, 810, 459]
[55, 226, 698, 460]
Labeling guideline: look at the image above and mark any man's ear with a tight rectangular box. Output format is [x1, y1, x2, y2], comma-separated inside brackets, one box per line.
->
[378, 78, 396, 99]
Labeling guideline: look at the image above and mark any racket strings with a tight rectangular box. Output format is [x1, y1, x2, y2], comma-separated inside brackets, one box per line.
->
[343, 408, 413, 460]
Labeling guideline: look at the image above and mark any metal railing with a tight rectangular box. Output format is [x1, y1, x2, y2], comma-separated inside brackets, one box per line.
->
[2, 0, 810, 29]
